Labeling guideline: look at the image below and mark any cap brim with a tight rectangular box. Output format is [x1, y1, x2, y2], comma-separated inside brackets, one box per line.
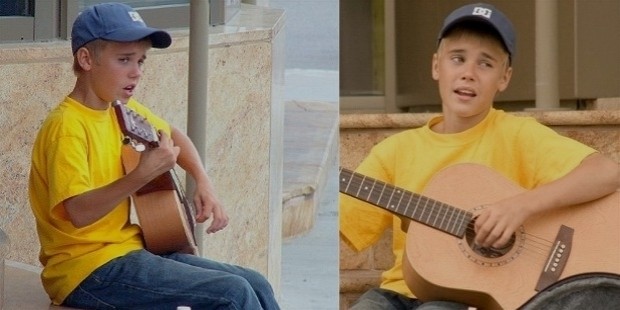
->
[103, 27, 172, 49]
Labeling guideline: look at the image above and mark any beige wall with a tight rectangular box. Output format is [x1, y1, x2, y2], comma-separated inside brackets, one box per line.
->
[0, 4, 285, 292]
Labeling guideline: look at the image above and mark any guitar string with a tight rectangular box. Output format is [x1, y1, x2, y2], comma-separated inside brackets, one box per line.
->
[347, 176, 473, 237]
[342, 171, 555, 259]
[343, 171, 558, 252]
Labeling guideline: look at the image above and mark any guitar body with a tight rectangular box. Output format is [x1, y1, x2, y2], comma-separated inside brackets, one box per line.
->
[113, 101, 198, 255]
[402, 164, 620, 309]
[132, 188, 196, 254]
[122, 146, 197, 255]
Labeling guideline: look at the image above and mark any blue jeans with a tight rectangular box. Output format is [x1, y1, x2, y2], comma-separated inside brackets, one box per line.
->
[350, 288, 469, 310]
[63, 249, 279, 310]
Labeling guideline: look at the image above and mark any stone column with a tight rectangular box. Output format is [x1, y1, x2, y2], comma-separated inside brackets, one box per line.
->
[534, 0, 561, 110]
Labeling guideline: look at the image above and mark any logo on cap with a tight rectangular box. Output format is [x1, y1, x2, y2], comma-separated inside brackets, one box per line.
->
[472, 7, 493, 19]
[128, 11, 145, 23]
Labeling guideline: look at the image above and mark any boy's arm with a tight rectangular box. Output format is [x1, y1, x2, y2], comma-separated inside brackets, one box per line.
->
[474, 152, 620, 248]
[64, 132, 180, 227]
[171, 126, 229, 233]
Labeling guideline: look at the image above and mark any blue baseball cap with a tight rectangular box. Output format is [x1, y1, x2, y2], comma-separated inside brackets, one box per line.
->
[438, 3, 516, 60]
[71, 3, 172, 54]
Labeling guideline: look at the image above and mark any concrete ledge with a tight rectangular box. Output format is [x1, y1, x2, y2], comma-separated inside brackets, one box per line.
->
[340, 110, 620, 129]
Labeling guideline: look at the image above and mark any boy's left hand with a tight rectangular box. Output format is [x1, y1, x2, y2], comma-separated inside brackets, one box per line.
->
[193, 181, 229, 234]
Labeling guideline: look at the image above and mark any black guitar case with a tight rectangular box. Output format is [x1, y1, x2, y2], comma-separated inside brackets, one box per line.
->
[519, 272, 620, 309]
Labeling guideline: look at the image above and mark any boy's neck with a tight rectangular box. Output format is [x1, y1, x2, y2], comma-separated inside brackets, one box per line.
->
[69, 82, 110, 111]
[433, 109, 492, 134]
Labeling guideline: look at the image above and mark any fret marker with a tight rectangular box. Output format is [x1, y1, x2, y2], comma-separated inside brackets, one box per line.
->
[364, 186, 369, 190]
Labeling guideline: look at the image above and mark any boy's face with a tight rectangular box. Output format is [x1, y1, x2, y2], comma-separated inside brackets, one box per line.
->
[79, 40, 151, 104]
[432, 33, 512, 127]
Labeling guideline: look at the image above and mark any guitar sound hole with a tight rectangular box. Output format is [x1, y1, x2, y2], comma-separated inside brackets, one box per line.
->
[465, 221, 516, 258]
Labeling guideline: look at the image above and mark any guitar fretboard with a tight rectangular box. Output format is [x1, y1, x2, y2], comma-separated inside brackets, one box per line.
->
[339, 167, 473, 238]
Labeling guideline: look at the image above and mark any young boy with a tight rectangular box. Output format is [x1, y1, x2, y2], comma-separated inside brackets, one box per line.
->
[340, 3, 620, 310]
[28, 3, 279, 309]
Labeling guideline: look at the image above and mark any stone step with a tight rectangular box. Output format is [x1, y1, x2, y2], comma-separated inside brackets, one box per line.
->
[3, 260, 75, 309]
[282, 100, 338, 239]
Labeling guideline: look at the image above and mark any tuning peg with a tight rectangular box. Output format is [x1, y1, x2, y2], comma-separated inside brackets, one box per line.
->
[122, 136, 146, 152]
[132, 141, 146, 152]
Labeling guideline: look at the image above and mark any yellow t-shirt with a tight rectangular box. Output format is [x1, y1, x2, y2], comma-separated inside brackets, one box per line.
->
[28, 97, 171, 305]
[339, 108, 596, 298]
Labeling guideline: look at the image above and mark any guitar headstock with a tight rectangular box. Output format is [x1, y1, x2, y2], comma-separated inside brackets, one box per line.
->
[112, 100, 159, 152]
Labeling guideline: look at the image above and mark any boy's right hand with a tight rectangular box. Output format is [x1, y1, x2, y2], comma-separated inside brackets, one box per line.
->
[136, 131, 180, 181]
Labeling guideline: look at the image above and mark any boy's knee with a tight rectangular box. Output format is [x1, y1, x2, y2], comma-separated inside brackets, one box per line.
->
[235, 268, 272, 292]
[221, 276, 261, 308]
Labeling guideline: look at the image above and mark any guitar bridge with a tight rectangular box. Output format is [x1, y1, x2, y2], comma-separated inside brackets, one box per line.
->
[535, 225, 573, 291]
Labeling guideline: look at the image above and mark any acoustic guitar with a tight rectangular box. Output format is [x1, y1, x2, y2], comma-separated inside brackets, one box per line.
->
[340, 164, 620, 309]
[113, 100, 198, 255]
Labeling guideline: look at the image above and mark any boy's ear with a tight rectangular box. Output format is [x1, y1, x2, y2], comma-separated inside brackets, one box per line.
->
[431, 53, 439, 81]
[75, 47, 94, 71]
[497, 66, 513, 92]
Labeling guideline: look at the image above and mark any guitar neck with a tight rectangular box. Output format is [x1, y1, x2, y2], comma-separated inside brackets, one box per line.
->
[339, 167, 473, 238]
